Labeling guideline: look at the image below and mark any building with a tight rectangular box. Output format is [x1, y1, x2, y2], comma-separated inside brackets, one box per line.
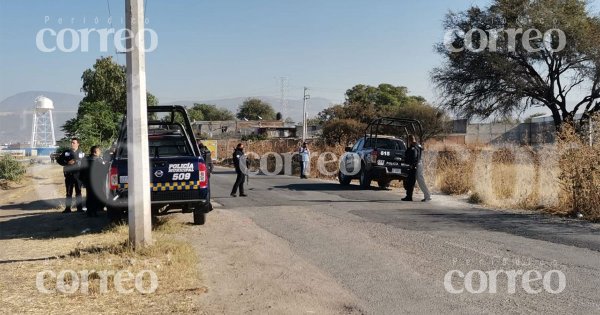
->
[295, 124, 323, 140]
[431, 115, 597, 146]
[192, 120, 298, 139]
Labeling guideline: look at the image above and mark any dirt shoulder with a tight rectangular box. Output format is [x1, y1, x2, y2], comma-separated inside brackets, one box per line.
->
[182, 207, 363, 314]
[0, 163, 203, 314]
[1, 162, 362, 314]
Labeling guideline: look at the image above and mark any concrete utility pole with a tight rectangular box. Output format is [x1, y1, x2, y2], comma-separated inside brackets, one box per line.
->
[280, 77, 288, 119]
[126, 0, 152, 248]
[302, 87, 310, 142]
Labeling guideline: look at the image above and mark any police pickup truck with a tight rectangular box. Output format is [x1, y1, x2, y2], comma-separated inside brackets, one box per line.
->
[338, 117, 423, 189]
[107, 105, 211, 225]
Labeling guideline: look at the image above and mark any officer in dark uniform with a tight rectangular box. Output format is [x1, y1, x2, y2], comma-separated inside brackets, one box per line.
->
[56, 137, 85, 213]
[402, 135, 419, 201]
[80, 146, 105, 217]
[230, 143, 247, 197]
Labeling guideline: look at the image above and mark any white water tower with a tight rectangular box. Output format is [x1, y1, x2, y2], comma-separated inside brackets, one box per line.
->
[31, 96, 56, 147]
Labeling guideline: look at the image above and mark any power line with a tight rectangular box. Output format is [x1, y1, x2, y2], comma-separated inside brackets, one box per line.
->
[289, 85, 347, 93]
[105, 0, 120, 63]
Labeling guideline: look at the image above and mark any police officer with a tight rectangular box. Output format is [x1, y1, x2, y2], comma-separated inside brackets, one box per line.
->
[80, 146, 105, 217]
[416, 142, 431, 202]
[230, 143, 247, 197]
[57, 137, 85, 213]
[299, 142, 310, 179]
[402, 135, 419, 201]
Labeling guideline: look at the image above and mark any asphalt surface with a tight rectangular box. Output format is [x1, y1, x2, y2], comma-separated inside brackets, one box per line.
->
[209, 167, 600, 314]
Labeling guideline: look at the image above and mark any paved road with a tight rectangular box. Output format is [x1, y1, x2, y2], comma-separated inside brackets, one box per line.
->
[208, 167, 600, 314]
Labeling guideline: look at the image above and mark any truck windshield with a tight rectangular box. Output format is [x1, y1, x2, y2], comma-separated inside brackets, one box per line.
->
[118, 134, 193, 158]
[364, 138, 406, 150]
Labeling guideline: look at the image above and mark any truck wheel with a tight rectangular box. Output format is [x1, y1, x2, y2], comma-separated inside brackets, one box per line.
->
[378, 180, 391, 189]
[359, 167, 372, 189]
[193, 211, 206, 225]
[107, 207, 124, 224]
[193, 202, 210, 225]
[338, 172, 351, 186]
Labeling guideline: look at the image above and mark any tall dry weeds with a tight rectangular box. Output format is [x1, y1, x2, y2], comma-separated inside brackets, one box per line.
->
[557, 119, 600, 221]
[215, 132, 598, 221]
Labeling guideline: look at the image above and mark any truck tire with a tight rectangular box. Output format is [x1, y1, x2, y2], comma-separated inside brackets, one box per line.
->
[193, 202, 210, 225]
[193, 211, 206, 225]
[359, 166, 372, 189]
[378, 180, 391, 189]
[338, 172, 351, 186]
[107, 207, 125, 224]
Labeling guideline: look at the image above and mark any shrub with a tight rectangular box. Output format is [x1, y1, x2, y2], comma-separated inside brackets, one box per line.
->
[0, 154, 27, 184]
[241, 133, 267, 141]
[468, 192, 483, 204]
[435, 149, 474, 195]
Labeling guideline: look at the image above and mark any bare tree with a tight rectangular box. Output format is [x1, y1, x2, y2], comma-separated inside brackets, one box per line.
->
[432, 0, 600, 130]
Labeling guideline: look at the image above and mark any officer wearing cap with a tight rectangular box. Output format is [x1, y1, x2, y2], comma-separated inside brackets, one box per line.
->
[56, 137, 85, 213]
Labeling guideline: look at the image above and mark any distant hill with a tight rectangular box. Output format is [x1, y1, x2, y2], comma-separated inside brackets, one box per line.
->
[161, 96, 335, 123]
[0, 91, 335, 144]
[0, 91, 81, 144]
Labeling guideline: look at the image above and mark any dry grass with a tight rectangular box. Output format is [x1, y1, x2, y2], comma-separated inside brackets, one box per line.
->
[221, 133, 599, 221]
[429, 144, 560, 211]
[429, 130, 599, 221]
[556, 121, 600, 221]
[433, 148, 479, 195]
[0, 217, 204, 314]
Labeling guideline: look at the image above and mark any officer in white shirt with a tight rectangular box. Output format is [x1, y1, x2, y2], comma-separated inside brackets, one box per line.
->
[299, 142, 310, 179]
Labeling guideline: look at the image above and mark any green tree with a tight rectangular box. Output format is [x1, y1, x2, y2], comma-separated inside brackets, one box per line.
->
[188, 103, 235, 121]
[81, 56, 127, 113]
[321, 119, 366, 146]
[236, 98, 276, 120]
[345, 84, 423, 111]
[80, 56, 158, 114]
[432, 0, 600, 130]
[187, 107, 205, 122]
[318, 83, 450, 141]
[62, 101, 121, 151]
[317, 104, 346, 122]
[63, 57, 159, 149]
[318, 84, 428, 124]
[393, 103, 451, 141]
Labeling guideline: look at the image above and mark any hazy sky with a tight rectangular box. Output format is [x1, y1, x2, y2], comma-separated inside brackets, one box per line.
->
[1, 0, 599, 115]
[0, 0, 495, 105]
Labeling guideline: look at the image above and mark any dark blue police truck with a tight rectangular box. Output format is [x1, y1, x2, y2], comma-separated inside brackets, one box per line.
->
[107, 105, 211, 225]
